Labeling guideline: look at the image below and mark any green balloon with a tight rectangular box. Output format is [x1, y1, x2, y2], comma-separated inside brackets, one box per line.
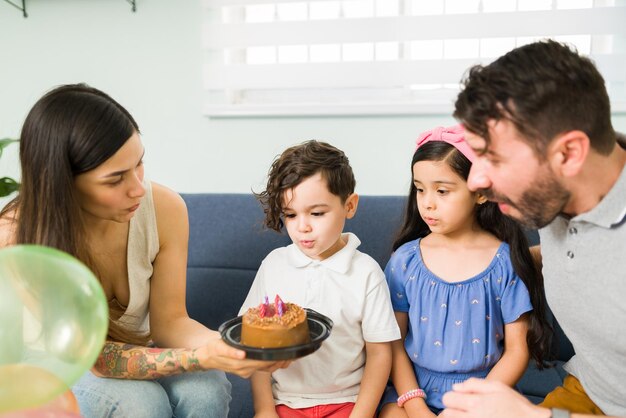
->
[0, 245, 108, 412]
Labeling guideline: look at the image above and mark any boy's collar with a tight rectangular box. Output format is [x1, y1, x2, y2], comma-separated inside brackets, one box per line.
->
[287, 233, 360, 274]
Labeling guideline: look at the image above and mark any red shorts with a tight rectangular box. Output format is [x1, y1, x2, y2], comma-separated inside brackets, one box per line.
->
[276, 402, 355, 418]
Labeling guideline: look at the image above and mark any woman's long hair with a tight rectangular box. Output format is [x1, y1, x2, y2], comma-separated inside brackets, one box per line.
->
[1, 83, 149, 345]
[393, 141, 553, 367]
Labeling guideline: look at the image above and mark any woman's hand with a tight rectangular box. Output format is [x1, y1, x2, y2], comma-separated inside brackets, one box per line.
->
[196, 338, 291, 378]
[254, 411, 280, 418]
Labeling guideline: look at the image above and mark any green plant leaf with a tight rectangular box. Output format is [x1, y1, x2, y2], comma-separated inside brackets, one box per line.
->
[0, 177, 19, 198]
[0, 138, 19, 159]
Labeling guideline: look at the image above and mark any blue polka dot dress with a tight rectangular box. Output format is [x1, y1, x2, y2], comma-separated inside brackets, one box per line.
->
[381, 238, 533, 410]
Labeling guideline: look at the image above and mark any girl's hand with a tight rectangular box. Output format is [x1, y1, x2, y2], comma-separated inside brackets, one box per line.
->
[254, 411, 280, 418]
[197, 338, 291, 378]
[404, 400, 438, 418]
[380, 398, 436, 418]
[420, 410, 438, 418]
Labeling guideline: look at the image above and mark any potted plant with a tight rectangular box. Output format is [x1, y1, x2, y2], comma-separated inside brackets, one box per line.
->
[0, 138, 20, 197]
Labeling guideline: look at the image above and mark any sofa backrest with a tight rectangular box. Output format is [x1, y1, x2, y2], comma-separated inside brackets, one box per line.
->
[182, 193, 406, 330]
[182, 193, 573, 363]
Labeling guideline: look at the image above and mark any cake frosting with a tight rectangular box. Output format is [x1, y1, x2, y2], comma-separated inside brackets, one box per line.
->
[241, 296, 310, 348]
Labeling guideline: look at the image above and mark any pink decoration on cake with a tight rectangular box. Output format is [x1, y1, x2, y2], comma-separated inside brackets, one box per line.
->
[257, 295, 289, 318]
[259, 295, 271, 318]
[275, 294, 285, 316]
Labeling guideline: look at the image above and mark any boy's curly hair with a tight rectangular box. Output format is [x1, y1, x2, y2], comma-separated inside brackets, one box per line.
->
[256, 140, 356, 232]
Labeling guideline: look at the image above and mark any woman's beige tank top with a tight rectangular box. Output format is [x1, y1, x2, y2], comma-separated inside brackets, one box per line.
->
[115, 180, 159, 333]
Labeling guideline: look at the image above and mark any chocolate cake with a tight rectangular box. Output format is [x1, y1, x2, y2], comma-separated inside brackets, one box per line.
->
[241, 296, 310, 348]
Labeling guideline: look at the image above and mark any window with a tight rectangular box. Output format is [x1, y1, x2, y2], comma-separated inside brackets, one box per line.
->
[203, 0, 626, 117]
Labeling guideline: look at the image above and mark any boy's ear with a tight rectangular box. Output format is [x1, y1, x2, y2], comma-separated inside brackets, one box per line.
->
[548, 130, 589, 178]
[345, 193, 359, 219]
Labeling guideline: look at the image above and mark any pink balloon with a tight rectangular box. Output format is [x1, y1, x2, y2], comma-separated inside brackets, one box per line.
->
[0, 388, 80, 418]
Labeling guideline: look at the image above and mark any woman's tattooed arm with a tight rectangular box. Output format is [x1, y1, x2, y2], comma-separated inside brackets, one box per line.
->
[92, 341, 203, 379]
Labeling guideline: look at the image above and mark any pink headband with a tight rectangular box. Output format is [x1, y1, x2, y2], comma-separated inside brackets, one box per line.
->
[415, 124, 476, 163]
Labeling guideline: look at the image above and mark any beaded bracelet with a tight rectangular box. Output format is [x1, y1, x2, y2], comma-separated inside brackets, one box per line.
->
[397, 388, 427, 407]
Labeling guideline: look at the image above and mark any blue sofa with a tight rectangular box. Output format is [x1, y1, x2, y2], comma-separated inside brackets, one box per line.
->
[182, 193, 574, 418]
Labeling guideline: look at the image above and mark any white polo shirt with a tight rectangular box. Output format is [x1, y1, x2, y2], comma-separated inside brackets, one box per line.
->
[239, 233, 401, 408]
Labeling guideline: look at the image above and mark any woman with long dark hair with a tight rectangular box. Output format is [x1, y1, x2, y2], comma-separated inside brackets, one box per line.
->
[0, 84, 287, 417]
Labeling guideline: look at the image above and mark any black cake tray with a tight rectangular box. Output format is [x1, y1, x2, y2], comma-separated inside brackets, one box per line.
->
[219, 308, 333, 360]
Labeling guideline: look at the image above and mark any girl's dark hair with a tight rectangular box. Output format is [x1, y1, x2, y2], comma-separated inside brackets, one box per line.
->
[0, 83, 148, 345]
[256, 140, 355, 232]
[393, 141, 553, 367]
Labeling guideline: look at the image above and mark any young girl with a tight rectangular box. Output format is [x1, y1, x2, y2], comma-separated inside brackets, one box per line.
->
[379, 125, 552, 417]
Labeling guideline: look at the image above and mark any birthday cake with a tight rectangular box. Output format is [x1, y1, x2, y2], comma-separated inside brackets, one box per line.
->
[241, 295, 310, 348]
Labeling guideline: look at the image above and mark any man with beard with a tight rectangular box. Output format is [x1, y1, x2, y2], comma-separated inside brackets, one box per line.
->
[440, 40, 626, 418]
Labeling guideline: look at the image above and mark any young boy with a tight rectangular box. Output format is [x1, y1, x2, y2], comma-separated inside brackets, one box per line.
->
[239, 140, 400, 418]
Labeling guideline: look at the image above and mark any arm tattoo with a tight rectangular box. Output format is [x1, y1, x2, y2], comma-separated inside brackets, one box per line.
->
[94, 341, 202, 379]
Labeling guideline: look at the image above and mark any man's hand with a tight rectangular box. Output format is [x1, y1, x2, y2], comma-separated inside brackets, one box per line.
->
[440, 378, 550, 418]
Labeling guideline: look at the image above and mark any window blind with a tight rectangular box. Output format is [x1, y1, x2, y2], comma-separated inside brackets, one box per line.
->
[203, 0, 626, 117]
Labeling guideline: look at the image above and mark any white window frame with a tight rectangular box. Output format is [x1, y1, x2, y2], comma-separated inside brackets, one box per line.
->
[203, 0, 626, 117]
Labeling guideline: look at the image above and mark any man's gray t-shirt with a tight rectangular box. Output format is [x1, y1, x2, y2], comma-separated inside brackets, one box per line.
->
[539, 156, 626, 416]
